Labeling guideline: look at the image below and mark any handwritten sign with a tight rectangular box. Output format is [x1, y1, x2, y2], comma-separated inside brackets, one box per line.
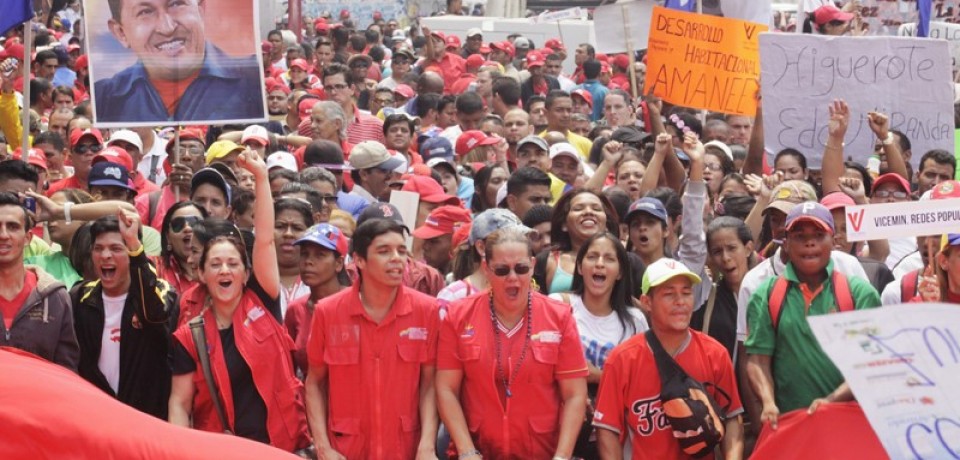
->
[644, 6, 767, 116]
[808, 304, 960, 460]
[760, 34, 954, 169]
[845, 198, 960, 242]
[533, 7, 585, 24]
[593, 1, 657, 55]
[899, 22, 960, 71]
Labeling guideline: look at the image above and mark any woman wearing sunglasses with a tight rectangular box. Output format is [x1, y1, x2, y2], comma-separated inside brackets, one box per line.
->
[437, 226, 589, 460]
[550, 232, 647, 458]
[168, 150, 312, 454]
[157, 201, 207, 298]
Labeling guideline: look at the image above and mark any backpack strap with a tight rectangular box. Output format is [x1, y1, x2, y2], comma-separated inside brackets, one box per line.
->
[831, 271, 854, 313]
[147, 190, 162, 226]
[189, 315, 233, 434]
[767, 276, 790, 333]
[700, 283, 718, 336]
[900, 269, 920, 303]
[645, 330, 687, 387]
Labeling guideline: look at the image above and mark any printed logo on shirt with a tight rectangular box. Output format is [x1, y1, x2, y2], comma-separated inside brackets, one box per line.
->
[533, 330, 561, 344]
[632, 394, 668, 436]
[400, 327, 429, 340]
[594, 410, 604, 422]
[244, 306, 266, 326]
[460, 324, 476, 338]
[109, 327, 121, 343]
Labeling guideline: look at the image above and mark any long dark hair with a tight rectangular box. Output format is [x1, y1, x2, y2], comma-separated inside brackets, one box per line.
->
[160, 201, 207, 267]
[570, 233, 636, 341]
[706, 216, 757, 281]
[550, 188, 620, 252]
[471, 164, 506, 214]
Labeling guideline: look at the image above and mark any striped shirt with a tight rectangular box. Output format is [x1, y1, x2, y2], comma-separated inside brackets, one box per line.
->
[347, 106, 386, 145]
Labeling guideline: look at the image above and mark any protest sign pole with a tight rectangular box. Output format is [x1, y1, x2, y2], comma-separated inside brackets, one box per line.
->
[173, 127, 181, 202]
[20, 22, 32, 156]
[621, 5, 637, 99]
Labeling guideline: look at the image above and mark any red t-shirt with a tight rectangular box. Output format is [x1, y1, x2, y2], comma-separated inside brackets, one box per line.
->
[284, 294, 314, 374]
[0, 271, 37, 330]
[592, 330, 743, 460]
[46, 175, 84, 197]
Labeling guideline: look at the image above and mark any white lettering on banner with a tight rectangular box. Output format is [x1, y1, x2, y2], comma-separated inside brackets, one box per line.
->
[808, 304, 960, 460]
[844, 198, 960, 242]
[759, 33, 955, 169]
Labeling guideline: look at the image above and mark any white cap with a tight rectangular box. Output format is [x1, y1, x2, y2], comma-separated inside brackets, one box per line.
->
[266, 151, 298, 173]
[549, 142, 581, 163]
[466, 28, 483, 37]
[703, 140, 733, 161]
[106, 129, 143, 153]
[241, 125, 270, 146]
[641, 258, 702, 295]
[390, 152, 409, 174]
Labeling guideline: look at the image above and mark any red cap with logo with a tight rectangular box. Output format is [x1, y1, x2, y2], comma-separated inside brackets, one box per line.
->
[402, 175, 461, 206]
[445, 35, 461, 50]
[931, 180, 960, 200]
[525, 51, 545, 68]
[571, 88, 593, 109]
[93, 146, 134, 171]
[413, 205, 473, 240]
[545, 38, 565, 52]
[69, 128, 104, 148]
[613, 54, 630, 70]
[12, 147, 48, 170]
[455, 130, 500, 157]
[491, 41, 515, 58]
[289, 58, 309, 72]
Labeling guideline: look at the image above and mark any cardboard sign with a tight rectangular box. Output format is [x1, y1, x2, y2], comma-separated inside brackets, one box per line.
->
[899, 21, 960, 70]
[593, 0, 657, 55]
[808, 304, 960, 460]
[644, 6, 767, 116]
[844, 197, 960, 242]
[389, 191, 420, 251]
[760, 33, 954, 169]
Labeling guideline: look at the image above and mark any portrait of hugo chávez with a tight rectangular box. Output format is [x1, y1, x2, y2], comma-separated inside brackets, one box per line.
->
[90, 0, 266, 125]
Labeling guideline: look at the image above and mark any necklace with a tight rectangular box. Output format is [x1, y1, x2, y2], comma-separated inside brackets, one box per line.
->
[489, 290, 533, 398]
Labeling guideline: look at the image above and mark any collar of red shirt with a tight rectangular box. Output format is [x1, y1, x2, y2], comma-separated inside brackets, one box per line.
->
[347, 282, 413, 319]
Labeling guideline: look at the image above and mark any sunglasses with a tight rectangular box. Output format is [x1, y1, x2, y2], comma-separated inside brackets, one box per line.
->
[319, 194, 338, 204]
[74, 144, 103, 155]
[171, 215, 202, 233]
[491, 263, 532, 277]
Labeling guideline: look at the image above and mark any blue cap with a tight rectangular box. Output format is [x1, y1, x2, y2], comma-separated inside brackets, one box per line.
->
[295, 223, 349, 255]
[625, 197, 668, 225]
[785, 201, 835, 234]
[88, 161, 136, 193]
[191, 168, 232, 204]
[468, 208, 531, 244]
[419, 136, 454, 163]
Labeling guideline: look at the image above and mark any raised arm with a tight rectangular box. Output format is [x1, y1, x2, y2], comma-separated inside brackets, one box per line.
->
[239, 148, 280, 299]
[821, 99, 850, 196]
[742, 95, 765, 176]
[639, 133, 673, 196]
[119, 209, 176, 325]
[584, 140, 623, 193]
[868, 111, 908, 180]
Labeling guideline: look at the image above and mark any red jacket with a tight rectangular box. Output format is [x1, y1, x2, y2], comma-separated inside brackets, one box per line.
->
[173, 288, 310, 452]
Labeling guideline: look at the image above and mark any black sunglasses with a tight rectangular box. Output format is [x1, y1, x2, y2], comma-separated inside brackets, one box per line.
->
[75, 144, 103, 155]
[171, 215, 202, 233]
[491, 263, 532, 277]
[319, 194, 338, 204]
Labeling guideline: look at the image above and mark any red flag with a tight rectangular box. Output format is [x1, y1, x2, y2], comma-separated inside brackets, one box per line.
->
[752, 402, 889, 460]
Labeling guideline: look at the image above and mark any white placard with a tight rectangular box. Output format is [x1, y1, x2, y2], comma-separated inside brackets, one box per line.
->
[533, 7, 584, 24]
[844, 198, 960, 242]
[760, 33, 955, 169]
[899, 22, 960, 71]
[808, 304, 960, 460]
[389, 191, 420, 251]
[593, 0, 656, 54]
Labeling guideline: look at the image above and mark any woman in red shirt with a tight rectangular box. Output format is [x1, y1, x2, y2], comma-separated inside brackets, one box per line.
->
[437, 226, 589, 460]
[168, 149, 311, 454]
[156, 201, 206, 298]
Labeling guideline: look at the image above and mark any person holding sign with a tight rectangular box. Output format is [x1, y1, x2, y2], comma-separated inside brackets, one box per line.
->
[745, 202, 880, 429]
[93, 0, 263, 124]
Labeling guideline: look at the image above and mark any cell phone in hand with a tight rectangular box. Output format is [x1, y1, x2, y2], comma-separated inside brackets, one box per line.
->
[1, 59, 16, 78]
[22, 196, 36, 214]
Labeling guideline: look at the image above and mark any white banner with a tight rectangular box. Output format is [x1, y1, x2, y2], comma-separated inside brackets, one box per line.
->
[533, 7, 585, 24]
[844, 198, 960, 242]
[899, 22, 960, 71]
[760, 33, 955, 169]
[593, 0, 657, 54]
[808, 304, 960, 460]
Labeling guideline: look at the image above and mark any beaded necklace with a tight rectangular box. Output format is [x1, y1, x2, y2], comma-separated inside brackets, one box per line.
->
[489, 290, 533, 398]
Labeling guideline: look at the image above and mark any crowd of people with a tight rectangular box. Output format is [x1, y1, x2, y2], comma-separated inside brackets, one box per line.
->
[0, 0, 957, 459]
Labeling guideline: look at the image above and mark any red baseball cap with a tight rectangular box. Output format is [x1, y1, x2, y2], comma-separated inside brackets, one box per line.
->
[12, 147, 48, 170]
[450, 222, 472, 255]
[314, 18, 329, 33]
[75, 54, 88, 69]
[3, 43, 24, 61]
[931, 180, 960, 199]
[413, 205, 473, 240]
[571, 88, 593, 109]
[289, 58, 309, 72]
[445, 35, 461, 50]
[298, 98, 320, 118]
[401, 175, 461, 206]
[819, 191, 855, 211]
[164, 128, 205, 155]
[545, 38, 565, 52]
[491, 41, 515, 58]
[93, 146, 134, 171]
[430, 30, 446, 41]
[479, 43, 491, 54]
[456, 130, 499, 157]
[871, 173, 911, 195]
[394, 84, 415, 99]
[260, 40, 273, 54]
[814, 5, 854, 26]
[465, 54, 485, 71]
[613, 54, 630, 70]
[69, 128, 104, 148]
[339, 9, 350, 19]
[525, 51, 545, 68]
[596, 53, 609, 63]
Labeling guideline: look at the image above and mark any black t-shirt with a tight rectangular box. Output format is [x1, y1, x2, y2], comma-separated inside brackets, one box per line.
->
[172, 326, 270, 444]
[690, 282, 737, 358]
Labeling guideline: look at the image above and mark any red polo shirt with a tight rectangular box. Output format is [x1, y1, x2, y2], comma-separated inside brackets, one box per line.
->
[425, 52, 466, 94]
[46, 175, 84, 197]
[307, 283, 440, 459]
[346, 106, 386, 146]
[437, 292, 588, 458]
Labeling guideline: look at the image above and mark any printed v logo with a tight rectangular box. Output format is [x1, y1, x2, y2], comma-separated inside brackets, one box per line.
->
[848, 209, 865, 232]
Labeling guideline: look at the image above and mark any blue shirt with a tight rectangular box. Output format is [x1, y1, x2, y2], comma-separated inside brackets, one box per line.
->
[337, 190, 369, 220]
[93, 43, 264, 124]
[457, 176, 474, 210]
[578, 79, 609, 122]
[52, 66, 76, 88]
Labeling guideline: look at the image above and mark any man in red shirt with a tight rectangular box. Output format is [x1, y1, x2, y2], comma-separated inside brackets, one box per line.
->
[305, 217, 440, 459]
[420, 27, 466, 94]
[593, 258, 744, 459]
[322, 63, 385, 145]
[47, 128, 104, 196]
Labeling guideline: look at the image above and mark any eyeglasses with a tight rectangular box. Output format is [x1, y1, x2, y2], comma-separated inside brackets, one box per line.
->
[705, 163, 723, 172]
[873, 190, 908, 199]
[327, 83, 350, 91]
[171, 215, 202, 233]
[74, 144, 103, 155]
[491, 263, 532, 277]
[319, 194, 338, 204]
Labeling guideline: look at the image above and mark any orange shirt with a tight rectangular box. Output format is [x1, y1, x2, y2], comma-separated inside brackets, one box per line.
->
[150, 70, 200, 116]
[437, 292, 588, 459]
[307, 283, 440, 459]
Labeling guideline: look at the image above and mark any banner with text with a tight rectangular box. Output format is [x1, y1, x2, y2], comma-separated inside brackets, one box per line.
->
[899, 21, 960, 71]
[645, 6, 767, 116]
[808, 304, 960, 460]
[844, 197, 960, 242]
[760, 34, 954, 169]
